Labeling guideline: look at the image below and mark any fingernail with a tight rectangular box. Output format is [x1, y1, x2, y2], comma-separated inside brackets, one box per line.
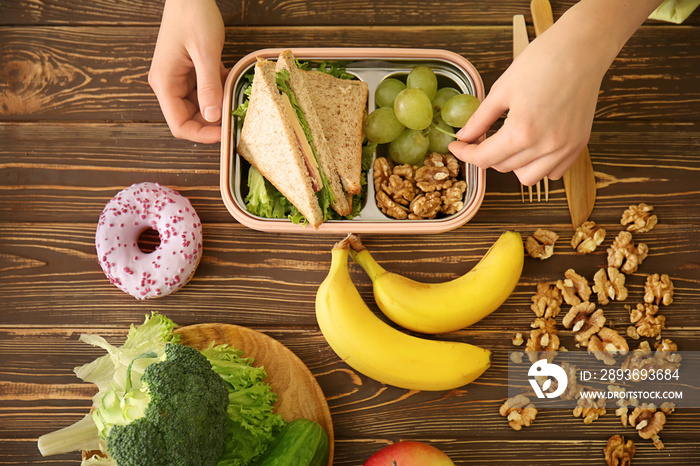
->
[204, 105, 221, 123]
[455, 128, 467, 140]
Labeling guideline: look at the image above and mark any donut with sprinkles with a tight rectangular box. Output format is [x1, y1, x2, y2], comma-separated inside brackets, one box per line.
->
[95, 182, 202, 299]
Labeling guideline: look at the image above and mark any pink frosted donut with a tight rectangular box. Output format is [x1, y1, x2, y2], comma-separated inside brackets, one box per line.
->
[96, 182, 203, 299]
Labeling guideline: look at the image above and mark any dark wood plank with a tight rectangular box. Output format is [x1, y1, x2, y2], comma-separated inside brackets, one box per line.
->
[1, 26, 698, 122]
[2, 328, 699, 464]
[1, 122, 698, 224]
[1, 221, 699, 330]
[1, 0, 698, 27]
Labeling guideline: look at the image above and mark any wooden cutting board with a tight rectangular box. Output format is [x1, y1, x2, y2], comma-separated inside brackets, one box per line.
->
[176, 323, 334, 465]
[531, 0, 597, 229]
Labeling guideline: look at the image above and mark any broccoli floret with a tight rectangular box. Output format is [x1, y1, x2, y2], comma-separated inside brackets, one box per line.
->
[106, 343, 229, 466]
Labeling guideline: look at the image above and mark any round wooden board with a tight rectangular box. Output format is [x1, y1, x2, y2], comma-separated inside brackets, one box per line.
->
[175, 323, 334, 465]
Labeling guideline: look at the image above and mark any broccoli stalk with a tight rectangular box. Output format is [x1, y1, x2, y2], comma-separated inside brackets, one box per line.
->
[37, 413, 101, 457]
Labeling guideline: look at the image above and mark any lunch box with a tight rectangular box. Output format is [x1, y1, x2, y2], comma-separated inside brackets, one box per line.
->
[220, 47, 486, 234]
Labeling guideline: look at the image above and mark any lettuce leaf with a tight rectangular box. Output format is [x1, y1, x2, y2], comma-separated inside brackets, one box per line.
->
[244, 166, 301, 221]
[200, 344, 286, 466]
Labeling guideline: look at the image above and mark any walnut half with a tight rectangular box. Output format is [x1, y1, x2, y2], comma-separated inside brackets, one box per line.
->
[526, 228, 559, 260]
[556, 269, 592, 305]
[629, 303, 665, 338]
[604, 435, 636, 466]
[628, 403, 667, 449]
[593, 268, 628, 305]
[644, 273, 674, 306]
[499, 395, 537, 431]
[530, 283, 563, 319]
[607, 231, 648, 274]
[621, 203, 658, 233]
[588, 327, 629, 366]
[571, 221, 606, 254]
[573, 392, 606, 424]
[562, 301, 606, 347]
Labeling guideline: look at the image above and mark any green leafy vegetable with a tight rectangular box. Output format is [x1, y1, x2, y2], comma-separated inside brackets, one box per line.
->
[201, 344, 286, 466]
[37, 313, 287, 466]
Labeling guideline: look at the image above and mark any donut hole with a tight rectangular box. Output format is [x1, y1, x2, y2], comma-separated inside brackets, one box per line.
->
[137, 227, 161, 254]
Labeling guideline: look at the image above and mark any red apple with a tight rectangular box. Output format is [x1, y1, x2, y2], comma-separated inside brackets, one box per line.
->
[364, 441, 455, 465]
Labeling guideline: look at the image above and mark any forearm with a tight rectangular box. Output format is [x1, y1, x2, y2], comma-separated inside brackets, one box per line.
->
[554, 0, 665, 68]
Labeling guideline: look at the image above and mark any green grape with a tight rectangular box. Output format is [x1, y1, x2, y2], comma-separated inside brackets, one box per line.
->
[428, 116, 456, 154]
[432, 87, 460, 111]
[388, 128, 430, 166]
[393, 88, 433, 131]
[406, 66, 438, 101]
[441, 94, 480, 128]
[363, 107, 405, 144]
[375, 78, 406, 108]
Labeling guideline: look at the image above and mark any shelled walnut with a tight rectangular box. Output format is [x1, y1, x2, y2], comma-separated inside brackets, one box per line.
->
[408, 192, 441, 219]
[526, 228, 559, 260]
[414, 165, 452, 192]
[621, 203, 658, 233]
[499, 395, 538, 431]
[573, 392, 606, 424]
[604, 435, 636, 466]
[644, 273, 674, 306]
[628, 303, 665, 338]
[628, 403, 667, 449]
[588, 327, 629, 366]
[621, 341, 654, 373]
[525, 327, 560, 363]
[556, 269, 592, 305]
[531, 317, 558, 334]
[654, 338, 682, 372]
[558, 361, 585, 401]
[562, 302, 606, 347]
[424, 151, 460, 176]
[593, 267, 628, 305]
[373, 155, 467, 220]
[621, 340, 681, 375]
[571, 221, 606, 254]
[531, 283, 563, 318]
[607, 231, 649, 274]
[441, 181, 467, 215]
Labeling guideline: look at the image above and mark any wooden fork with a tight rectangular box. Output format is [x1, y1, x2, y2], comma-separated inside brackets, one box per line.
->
[514, 14, 549, 203]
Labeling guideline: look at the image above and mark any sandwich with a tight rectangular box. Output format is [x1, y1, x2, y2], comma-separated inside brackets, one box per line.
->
[236, 50, 368, 229]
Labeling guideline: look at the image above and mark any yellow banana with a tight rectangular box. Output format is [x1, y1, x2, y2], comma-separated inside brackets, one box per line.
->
[349, 231, 524, 334]
[315, 237, 491, 391]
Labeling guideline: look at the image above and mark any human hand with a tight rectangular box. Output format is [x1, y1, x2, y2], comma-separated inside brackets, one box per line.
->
[149, 0, 227, 144]
[449, 23, 606, 186]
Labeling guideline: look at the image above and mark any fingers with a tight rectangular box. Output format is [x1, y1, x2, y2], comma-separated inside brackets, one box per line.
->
[194, 57, 225, 123]
[455, 91, 507, 143]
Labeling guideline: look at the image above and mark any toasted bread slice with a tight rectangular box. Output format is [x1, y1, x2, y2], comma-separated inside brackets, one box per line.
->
[304, 70, 368, 195]
[275, 50, 352, 216]
[236, 58, 324, 229]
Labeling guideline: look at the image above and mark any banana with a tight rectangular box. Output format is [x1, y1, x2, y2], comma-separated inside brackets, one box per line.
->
[315, 237, 491, 391]
[349, 231, 524, 334]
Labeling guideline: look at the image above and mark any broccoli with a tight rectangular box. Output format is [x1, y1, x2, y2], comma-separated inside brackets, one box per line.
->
[38, 314, 285, 466]
[105, 343, 229, 466]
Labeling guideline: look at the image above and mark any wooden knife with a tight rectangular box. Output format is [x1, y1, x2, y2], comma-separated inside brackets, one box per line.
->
[530, 0, 597, 229]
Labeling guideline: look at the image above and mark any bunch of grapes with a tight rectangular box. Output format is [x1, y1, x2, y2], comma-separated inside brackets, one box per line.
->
[364, 65, 480, 166]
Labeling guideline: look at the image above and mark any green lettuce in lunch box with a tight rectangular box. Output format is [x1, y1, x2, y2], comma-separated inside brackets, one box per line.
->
[233, 60, 371, 226]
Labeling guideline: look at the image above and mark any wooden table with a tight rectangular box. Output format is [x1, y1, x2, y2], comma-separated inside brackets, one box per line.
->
[1, 1, 699, 464]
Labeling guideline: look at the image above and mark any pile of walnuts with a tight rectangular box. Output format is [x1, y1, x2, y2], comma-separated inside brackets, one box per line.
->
[508, 203, 681, 464]
[373, 153, 467, 220]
